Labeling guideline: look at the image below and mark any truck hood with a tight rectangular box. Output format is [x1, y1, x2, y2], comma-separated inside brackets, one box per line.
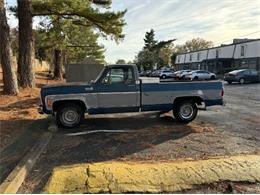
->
[41, 82, 88, 89]
[41, 82, 93, 96]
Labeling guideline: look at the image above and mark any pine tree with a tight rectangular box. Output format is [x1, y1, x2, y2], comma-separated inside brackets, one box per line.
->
[143, 29, 157, 51]
[35, 16, 106, 79]
[11, 0, 126, 81]
[32, 0, 126, 79]
[0, 0, 19, 95]
[17, 0, 35, 88]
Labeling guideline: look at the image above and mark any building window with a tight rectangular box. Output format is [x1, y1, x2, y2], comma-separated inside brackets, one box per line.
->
[178, 56, 181, 62]
[197, 52, 200, 61]
[241, 45, 245, 56]
[190, 54, 192, 61]
[216, 50, 219, 58]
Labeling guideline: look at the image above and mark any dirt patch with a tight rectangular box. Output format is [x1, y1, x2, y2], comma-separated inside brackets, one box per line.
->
[0, 71, 62, 150]
[181, 182, 260, 193]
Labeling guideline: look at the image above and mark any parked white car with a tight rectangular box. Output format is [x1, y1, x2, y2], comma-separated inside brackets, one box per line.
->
[185, 70, 216, 80]
[159, 70, 174, 79]
[178, 70, 192, 79]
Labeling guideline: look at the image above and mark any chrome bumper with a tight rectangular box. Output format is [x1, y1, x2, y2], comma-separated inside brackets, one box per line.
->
[38, 105, 44, 114]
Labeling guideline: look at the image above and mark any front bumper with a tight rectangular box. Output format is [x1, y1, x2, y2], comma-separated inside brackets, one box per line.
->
[38, 105, 44, 114]
[224, 77, 238, 82]
[205, 99, 225, 107]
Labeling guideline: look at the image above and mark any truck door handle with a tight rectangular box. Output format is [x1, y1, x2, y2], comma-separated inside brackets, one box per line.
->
[143, 92, 149, 96]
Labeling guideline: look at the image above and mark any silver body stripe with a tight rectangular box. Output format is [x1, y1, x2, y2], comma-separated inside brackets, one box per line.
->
[45, 88, 221, 111]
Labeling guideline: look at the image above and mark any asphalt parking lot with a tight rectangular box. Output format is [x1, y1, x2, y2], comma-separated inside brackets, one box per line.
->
[13, 82, 260, 192]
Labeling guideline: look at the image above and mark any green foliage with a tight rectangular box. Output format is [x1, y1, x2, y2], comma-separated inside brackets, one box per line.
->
[137, 29, 175, 70]
[35, 17, 105, 64]
[115, 59, 126, 64]
[175, 38, 213, 53]
[136, 50, 157, 71]
[11, 0, 126, 64]
[32, 0, 126, 41]
[143, 29, 157, 51]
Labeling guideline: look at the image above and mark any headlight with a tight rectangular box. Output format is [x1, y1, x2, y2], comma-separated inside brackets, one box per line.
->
[45, 96, 53, 109]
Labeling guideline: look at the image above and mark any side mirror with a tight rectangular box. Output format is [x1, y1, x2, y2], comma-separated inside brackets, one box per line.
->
[90, 80, 94, 84]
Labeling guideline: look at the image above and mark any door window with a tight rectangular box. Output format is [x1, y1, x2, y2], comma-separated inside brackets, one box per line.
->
[102, 67, 134, 85]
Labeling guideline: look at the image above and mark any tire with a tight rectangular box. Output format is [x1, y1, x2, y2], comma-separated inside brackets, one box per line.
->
[239, 78, 245, 84]
[56, 103, 84, 128]
[193, 76, 198, 80]
[161, 75, 166, 79]
[227, 81, 232, 84]
[173, 100, 198, 124]
[210, 75, 216, 80]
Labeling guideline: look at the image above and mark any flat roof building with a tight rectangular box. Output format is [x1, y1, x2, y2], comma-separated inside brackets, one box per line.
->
[175, 39, 260, 74]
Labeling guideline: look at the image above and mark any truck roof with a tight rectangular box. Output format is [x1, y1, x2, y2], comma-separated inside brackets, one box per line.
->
[106, 64, 136, 68]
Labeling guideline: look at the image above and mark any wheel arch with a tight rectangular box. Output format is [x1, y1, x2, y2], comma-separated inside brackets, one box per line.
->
[52, 99, 87, 113]
[173, 96, 204, 107]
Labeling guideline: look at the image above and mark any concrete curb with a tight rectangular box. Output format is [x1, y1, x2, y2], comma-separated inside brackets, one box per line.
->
[0, 132, 52, 194]
[44, 154, 260, 193]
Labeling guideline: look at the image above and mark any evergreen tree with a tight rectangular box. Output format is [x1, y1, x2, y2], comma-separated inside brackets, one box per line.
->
[115, 59, 126, 64]
[0, 0, 19, 95]
[137, 29, 176, 70]
[35, 18, 105, 79]
[143, 29, 157, 51]
[17, 0, 35, 88]
[11, 0, 126, 81]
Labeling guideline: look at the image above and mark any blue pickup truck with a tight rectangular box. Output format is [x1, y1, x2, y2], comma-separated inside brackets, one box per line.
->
[39, 64, 224, 128]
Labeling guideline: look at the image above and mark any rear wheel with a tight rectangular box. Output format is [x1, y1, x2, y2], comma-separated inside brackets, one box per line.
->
[193, 76, 198, 80]
[239, 78, 245, 84]
[161, 75, 166, 79]
[56, 103, 84, 128]
[210, 75, 216, 80]
[173, 100, 198, 124]
[227, 81, 232, 84]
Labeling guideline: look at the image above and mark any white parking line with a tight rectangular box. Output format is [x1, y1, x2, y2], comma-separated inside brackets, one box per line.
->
[65, 129, 139, 136]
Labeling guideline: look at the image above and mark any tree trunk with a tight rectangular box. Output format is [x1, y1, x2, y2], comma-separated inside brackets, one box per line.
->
[54, 49, 63, 80]
[0, 0, 19, 95]
[17, 0, 35, 88]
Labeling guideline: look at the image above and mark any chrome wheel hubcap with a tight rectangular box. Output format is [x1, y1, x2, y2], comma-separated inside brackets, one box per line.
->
[62, 110, 78, 125]
[180, 104, 194, 119]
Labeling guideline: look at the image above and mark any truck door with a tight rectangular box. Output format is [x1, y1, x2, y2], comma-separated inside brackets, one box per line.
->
[96, 66, 139, 113]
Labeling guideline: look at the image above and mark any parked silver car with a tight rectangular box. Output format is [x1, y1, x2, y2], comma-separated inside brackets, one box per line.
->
[159, 70, 174, 79]
[185, 70, 216, 80]
[175, 70, 192, 79]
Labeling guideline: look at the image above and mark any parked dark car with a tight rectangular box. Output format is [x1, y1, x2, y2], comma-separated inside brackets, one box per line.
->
[224, 69, 260, 84]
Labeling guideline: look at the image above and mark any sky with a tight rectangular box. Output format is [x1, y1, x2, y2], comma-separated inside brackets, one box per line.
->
[6, 0, 260, 63]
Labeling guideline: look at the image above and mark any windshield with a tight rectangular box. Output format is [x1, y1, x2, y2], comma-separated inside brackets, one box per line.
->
[229, 69, 246, 74]
[94, 67, 106, 83]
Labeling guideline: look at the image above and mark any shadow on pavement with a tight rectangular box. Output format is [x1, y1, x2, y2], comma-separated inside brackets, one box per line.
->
[19, 112, 201, 193]
[0, 119, 49, 184]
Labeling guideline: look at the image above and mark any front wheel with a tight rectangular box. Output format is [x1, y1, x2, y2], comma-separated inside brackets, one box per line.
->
[210, 75, 216, 80]
[161, 75, 166, 79]
[56, 103, 84, 128]
[193, 76, 198, 80]
[173, 100, 198, 124]
[239, 78, 245, 84]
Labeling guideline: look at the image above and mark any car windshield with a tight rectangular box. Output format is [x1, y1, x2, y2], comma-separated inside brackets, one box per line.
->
[229, 69, 246, 74]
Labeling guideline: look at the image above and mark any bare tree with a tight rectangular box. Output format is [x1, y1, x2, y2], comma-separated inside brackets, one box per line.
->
[17, 0, 35, 88]
[0, 0, 19, 95]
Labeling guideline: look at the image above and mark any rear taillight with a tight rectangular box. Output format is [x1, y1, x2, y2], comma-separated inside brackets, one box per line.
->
[221, 88, 224, 97]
